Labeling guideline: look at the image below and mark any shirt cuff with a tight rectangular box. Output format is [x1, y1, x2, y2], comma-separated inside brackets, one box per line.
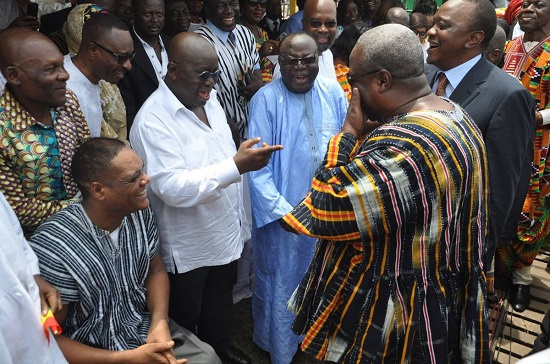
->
[216, 157, 242, 188]
[541, 109, 550, 125]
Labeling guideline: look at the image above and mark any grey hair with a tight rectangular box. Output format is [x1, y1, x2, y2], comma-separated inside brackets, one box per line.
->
[355, 24, 424, 79]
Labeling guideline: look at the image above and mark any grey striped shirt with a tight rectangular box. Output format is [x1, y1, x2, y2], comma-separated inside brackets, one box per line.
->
[29, 204, 159, 350]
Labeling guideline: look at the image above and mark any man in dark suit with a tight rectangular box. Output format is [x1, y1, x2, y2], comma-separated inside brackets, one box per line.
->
[258, 0, 283, 39]
[119, 0, 171, 131]
[425, 0, 535, 296]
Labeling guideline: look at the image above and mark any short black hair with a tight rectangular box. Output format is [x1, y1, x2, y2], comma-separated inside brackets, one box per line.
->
[81, 12, 129, 45]
[371, 0, 406, 27]
[336, 0, 356, 25]
[464, 0, 497, 50]
[71, 138, 128, 198]
[330, 21, 370, 64]
[412, 3, 435, 16]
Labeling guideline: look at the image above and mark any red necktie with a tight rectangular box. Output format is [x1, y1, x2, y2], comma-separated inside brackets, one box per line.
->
[435, 73, 448, 97]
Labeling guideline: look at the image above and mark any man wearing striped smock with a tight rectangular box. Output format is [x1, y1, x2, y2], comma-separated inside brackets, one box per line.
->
[282, 24, 490, 363]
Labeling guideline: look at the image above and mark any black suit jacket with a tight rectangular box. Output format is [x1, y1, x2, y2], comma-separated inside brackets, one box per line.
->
[258, 16, 284, 40]
[426, 57, 535, 264]
[39, 6, 73, 36]
[118, 29, 172, 132]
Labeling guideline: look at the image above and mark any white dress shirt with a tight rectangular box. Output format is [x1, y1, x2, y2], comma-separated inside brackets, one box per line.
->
[0, 192, 68, 363]
[133, 25, 169, 81]
[64, 55, 102, 137]
[130, 81, 249, 274]
[431, 54, 481, 98]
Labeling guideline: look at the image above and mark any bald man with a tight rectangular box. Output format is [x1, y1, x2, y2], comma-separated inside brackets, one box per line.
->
[130, 32, 281, 364]
[385, 7, 409, 26]
[283, 24, 490, 363]
[484, 25, 506, 66]
[0, 28, 90, 235]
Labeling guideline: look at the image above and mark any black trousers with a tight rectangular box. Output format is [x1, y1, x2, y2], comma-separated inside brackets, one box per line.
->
[168, 260, 238, 354]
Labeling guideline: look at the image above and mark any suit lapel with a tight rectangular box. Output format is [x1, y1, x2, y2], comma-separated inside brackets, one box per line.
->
[131, 29, 160, 85]
[424, 63, 438, 87]
[449, 57, 488, 108]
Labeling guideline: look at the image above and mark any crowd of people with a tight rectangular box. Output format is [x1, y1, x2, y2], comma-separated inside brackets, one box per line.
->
[1, 0, 550, 363]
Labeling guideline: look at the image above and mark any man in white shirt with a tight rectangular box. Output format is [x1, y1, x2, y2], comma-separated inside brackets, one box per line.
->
[65, 13, 134, 137]
[0, 191, 67, 364]
[119, 0, 171, 130]
[130, 32, 282, 364]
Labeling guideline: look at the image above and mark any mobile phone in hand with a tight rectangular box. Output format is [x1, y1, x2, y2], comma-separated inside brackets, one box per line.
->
[26, 3, 39, 18]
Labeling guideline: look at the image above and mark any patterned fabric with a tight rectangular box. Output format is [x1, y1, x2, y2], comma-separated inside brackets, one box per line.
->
[283, 105, 490, 363]
[29, 204, 158, 350]
[195, 23, 260, 137]
[0, 88, 90, 232]
[334, 64, 351, 101]
[499, 36, 550, 271]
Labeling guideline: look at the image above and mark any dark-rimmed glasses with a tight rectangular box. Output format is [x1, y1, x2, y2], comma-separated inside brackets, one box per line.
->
[307, 19, 337, 29]
[347, 69, 380, 87]
[91, 42, 136, 64]
[196, 69, 222, 83]
[279, 55, 317, 66]
[248, 0, 268, 8]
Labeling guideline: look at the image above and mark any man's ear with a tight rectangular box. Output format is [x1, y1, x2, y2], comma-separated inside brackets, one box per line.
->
[487, 48, 502, 65]
[167, 61, 178, 80]
[87, 41, 99, 60]
[465, 30, 485, 49]
[376, 69, 392, 93]
[89, 181, 107, 201]
[4, 65, 22, 86]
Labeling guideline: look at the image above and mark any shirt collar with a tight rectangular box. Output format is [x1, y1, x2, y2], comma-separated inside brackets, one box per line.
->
[207, 19, 230, 44]
[0, 88, 55, 132]
[133, 25, 166, 50]
[159, 78, 218, 120]
[437, 54, 481, 91]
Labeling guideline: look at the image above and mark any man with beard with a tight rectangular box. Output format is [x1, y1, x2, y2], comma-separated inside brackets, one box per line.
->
[164, 0, 191, 36]
[248, 32, 347, 364]
[0, 28, 90, 235]
[273, 0, 338, 80]
[64, 13, 134, 138]
[424, 0, 535, 299]
[130, 32, 282, 364]
[119, 0, 171, 130]
[498, 0, 550, 312]
[283, 23, 490, 363]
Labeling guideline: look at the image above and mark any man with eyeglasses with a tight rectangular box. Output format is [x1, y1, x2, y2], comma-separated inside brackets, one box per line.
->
[283, 24, 490, 363]
[64, 13, 133, 138]
[273, 0, 338, 81]
[248, 32, 347, 364]
[0, 28, 90, 236]
[130, 32, 282, 364]
[119, 0, 171, 132]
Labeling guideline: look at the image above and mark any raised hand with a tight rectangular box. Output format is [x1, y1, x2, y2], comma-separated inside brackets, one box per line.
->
[233, 137, 283, 174]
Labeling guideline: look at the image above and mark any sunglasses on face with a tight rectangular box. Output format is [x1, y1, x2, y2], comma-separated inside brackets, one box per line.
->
[279, 55, 317, 66]
[248, 0, 268, 8]
[307, 19, 337, 28]
[92, 42, 136, 64]
[196, 69, 222, 83]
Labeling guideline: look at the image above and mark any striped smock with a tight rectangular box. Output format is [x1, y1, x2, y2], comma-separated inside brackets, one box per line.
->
[29, 204, 159, 350]
[283, 103, 490, 363]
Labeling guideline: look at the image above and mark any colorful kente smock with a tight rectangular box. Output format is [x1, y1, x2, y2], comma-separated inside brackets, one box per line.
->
[499, 35, 550, 271]
[0, 88, 90, 233]
[283, 104, 490, 363]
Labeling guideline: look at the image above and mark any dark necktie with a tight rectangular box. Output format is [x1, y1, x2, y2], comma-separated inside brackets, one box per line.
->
[228, 31, 236, 45]
[273, 20, 279, 34]
[435, 73, 448, 97]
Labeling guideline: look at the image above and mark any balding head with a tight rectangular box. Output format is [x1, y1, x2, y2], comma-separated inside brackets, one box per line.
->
[484, 25, 507, 65]
[385, 7, 409, 26]
[166, 32, 219, 108]
[352, 24, 423, 79]
[302, 0, 337, 52]
[0, 28, 69, 111]
[279, 33, 319, 93]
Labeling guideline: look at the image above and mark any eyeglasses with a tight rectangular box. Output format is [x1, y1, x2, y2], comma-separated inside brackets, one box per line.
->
[196, 69, 222, 83]
[347, 69, 380, 87]
[279, 55, 317, 66]
[92, 42, 136, 64]
[248, 0, 268, 8]
[307, 19, 337, 29]
[411, 29, 427, 38]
